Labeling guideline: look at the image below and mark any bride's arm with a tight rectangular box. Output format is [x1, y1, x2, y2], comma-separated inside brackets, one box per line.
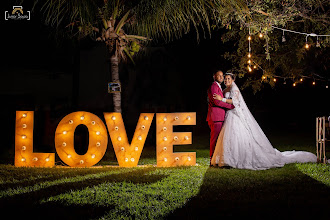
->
[213, 94, 233, 104]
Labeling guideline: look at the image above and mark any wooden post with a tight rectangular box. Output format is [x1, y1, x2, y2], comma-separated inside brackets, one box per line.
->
[316, 117, 319, 162]
[316, 117, 327, 164]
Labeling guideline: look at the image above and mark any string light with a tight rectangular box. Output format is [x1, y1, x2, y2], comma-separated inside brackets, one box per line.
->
[259, 33, 263, 38]
[282, 30, 286, 42]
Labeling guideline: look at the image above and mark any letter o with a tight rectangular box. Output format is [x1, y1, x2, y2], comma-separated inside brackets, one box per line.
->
[55, 111, 108, 167]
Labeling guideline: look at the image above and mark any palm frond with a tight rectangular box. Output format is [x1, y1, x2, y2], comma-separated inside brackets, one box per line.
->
[129, 0, 248, 42]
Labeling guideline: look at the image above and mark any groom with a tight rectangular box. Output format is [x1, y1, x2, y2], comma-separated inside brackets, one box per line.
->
[207, 70, 235, 164]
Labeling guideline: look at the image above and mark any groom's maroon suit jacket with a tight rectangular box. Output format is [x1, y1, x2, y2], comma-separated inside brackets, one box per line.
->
[207, 81, 234, 123]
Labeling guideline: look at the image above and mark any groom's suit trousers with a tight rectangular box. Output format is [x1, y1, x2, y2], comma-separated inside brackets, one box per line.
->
[209, 121, 223, 158]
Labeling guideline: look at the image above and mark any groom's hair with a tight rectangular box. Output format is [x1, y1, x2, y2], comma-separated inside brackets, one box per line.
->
[213, 70, 223, 76]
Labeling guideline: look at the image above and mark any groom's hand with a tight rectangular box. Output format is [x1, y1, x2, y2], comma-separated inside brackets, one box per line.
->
[213, 93, 222, 101]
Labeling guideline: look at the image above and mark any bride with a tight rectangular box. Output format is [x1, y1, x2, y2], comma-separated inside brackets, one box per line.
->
[211, 73, 316, 170]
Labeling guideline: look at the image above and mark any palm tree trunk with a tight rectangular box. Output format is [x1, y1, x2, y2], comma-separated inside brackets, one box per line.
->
[110, 54, 122, 112]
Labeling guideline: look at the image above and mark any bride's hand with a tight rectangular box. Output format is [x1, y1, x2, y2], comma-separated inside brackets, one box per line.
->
[213, 93, 222, 101]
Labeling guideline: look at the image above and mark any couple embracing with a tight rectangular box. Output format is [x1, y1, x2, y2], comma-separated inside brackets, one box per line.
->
[207, 70, 316, 170]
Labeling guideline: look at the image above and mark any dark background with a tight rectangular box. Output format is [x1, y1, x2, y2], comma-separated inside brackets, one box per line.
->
[1, 3, 329, 163]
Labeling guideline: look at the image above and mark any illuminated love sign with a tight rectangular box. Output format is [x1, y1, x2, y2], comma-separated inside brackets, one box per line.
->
[15, 111, 196, 168]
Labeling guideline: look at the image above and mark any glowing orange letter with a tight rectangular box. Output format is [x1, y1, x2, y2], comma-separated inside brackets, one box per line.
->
[104, 113, 154, 167]
[55, 111, 108, 167]
[156, 113, 196, 167]
[15, 111, 55, 167]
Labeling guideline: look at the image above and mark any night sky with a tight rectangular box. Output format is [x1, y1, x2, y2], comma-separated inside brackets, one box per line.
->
[1, 2, 329, 162]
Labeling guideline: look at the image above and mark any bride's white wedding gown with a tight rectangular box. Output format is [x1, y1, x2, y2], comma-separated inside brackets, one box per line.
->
[211, 82, 316, 170]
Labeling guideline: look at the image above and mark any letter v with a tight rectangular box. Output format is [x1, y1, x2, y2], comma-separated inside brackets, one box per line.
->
[104, 113, 154, 167]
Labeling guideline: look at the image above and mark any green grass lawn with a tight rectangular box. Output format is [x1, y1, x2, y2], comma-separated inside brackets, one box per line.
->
[0, 135, 329, 219]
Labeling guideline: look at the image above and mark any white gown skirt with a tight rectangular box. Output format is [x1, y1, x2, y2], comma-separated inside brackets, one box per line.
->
[211, 110, 317, 170]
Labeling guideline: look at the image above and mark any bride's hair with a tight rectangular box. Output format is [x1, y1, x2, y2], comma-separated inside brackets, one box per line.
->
[225, 72, 236, 80]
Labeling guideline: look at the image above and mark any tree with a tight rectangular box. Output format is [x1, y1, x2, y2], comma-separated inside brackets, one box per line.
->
[218, 0, 330, 92]
[34, 0, 248, 112]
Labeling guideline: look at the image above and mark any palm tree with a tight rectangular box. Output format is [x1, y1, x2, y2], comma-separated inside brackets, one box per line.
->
[36, 0, 247, 112]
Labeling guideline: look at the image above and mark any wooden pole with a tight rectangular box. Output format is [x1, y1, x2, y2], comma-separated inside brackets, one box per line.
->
[316, 117, 319, 162]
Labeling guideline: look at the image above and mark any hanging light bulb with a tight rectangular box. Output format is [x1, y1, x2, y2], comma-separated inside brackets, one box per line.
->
[316, 36, 320, 47]
[282, 30, 286, 42]
[313, 81, 316, 85]
[247, 35, 252, 41]
[273, 78, 277, 82]
[247, 66, 252, 72]
[293, 83, 296, 87]
[259, 33, 263, 38]
[305, 36, 309, 49]
[300, 78, 303, 82]
[247, 59, 252, 64]
[247, 53, 251, 58]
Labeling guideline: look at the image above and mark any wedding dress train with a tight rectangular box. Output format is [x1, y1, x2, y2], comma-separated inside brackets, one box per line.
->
[211, 82, 316, 170]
